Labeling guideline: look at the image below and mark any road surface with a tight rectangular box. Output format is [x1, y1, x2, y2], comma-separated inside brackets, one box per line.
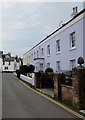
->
[0, 73, 2, 120]
[2, 73, 82, 119]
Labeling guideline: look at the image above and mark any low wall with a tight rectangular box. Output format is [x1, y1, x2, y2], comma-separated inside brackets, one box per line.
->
[20, 74, 35, 86]
[13, 72, 35, 86]
[54, 67, 85, 109]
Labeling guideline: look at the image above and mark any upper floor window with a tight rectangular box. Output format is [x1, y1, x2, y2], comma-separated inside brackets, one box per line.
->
[41, 48, 44, 56]
[47, 45, 50, 55]
[70, 32, 76, 48]
[34, 52, 36, 58]
[37, 51, 39, 58]
[56, 40, 60, 53]
[70, 59, 76, 70]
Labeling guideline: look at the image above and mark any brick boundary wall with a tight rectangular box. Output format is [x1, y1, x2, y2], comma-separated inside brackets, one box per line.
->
[72, 66, 85, 109]
[54, 66, 85, 109]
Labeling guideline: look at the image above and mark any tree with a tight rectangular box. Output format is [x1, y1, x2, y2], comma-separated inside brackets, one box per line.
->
[20, 65, 28, 75]
[28, 64, 35, 73]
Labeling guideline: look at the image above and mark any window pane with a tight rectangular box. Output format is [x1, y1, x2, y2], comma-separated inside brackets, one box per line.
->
[56, 61, 60, 71]
[40, 63, 43, 71]
[37, 51, 39, 57]
[47, 63, 50, 68]
[70, 32, 75, 48]
[41, 48, 44, 56]
[47, 45, 50, 55]
[70, 59, 76, 70]
[56, 40, 60, 52]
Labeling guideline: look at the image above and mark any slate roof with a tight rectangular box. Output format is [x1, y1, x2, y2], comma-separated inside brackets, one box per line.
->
[24, 8, 85, 55]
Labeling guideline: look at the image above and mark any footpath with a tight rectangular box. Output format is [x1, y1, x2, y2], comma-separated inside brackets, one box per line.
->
[13, 73, 85, 119]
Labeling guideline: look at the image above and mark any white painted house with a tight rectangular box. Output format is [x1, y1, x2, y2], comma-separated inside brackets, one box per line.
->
[0, 51, 22, 72]
[23, 8, 85, 72]
[0, 51, 2, 72]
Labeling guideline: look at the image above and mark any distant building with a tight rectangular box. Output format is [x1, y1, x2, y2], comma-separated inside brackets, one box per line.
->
[23, 8, 85, 72]
[23, 53, 30, 65]
[0, 51, 22, 72]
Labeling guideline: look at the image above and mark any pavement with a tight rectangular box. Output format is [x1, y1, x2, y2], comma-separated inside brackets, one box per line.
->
[36, 88, 54, 97]
[2, 73, 84, 119]
[0, 73, 2, 120]
[36, 88, 85, 116]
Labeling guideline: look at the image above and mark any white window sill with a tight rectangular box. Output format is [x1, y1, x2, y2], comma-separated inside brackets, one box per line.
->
[56, 52, 61, 55]
[47, 55, 50, 57]
[69, 47, 76, 51]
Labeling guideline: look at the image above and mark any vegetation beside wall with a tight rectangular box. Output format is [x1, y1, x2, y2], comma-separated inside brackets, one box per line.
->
[16, 64, 35, 77]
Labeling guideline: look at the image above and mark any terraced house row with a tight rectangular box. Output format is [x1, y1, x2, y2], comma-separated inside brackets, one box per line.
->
[23, 7, 85, 72]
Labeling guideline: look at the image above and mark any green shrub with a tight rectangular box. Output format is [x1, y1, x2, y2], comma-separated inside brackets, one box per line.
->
[28, 64, 35, 73]
[45, 68, 53, 74]
[20, 65, 28, 75]
[37, 70, 44, 78]
[19, 64, 35, 75]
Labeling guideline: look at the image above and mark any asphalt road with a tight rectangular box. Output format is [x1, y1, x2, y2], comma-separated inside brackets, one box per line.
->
[0, 73, 2, 120]
[2, 73, 82, 119]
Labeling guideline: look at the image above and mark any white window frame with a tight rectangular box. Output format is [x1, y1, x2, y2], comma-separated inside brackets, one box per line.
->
[34, 52, 36, 58]
[41, 48, 44, 56]
[70, 32, 76, 49]
[70, 59, 76, 70]
[40, 63, 43, 71]
[5, 67, 8, 70]
[47, 63, 50, 68]
[47, 45, 50, 55]
[37, 51, 39, 58]
[56, 61, 61, 72]
[56, 40, 60, 53]
[31, 54, 33, 59]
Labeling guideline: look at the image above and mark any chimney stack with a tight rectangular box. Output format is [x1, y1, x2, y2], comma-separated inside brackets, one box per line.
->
[71, 6, 78, 18]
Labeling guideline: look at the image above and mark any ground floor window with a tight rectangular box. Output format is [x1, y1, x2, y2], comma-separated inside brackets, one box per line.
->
[70, 59, 76, 70]
[5, 67, 8, 70]
[47, 63, 50, 68]
[56, 61, 61, 72]
[40, 63, 43, 71]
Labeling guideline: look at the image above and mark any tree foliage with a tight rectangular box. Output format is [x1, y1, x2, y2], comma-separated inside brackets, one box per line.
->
[45, 67, 53, 74]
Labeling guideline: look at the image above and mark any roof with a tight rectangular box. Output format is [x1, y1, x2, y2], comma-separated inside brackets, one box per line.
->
[24, 8, 85, 55]
[3, 57, 15, 62]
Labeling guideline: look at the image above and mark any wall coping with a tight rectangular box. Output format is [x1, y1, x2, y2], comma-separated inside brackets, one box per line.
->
[61, 84, 73, 89]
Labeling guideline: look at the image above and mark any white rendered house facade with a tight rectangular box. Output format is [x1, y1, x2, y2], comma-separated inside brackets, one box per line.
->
[23, 9, 85, 72]
[0, 51, 22, 72]
[0, 57, 2, 71]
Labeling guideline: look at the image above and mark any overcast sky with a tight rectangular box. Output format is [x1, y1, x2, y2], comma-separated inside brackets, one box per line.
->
[0, 1, 84, 57]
